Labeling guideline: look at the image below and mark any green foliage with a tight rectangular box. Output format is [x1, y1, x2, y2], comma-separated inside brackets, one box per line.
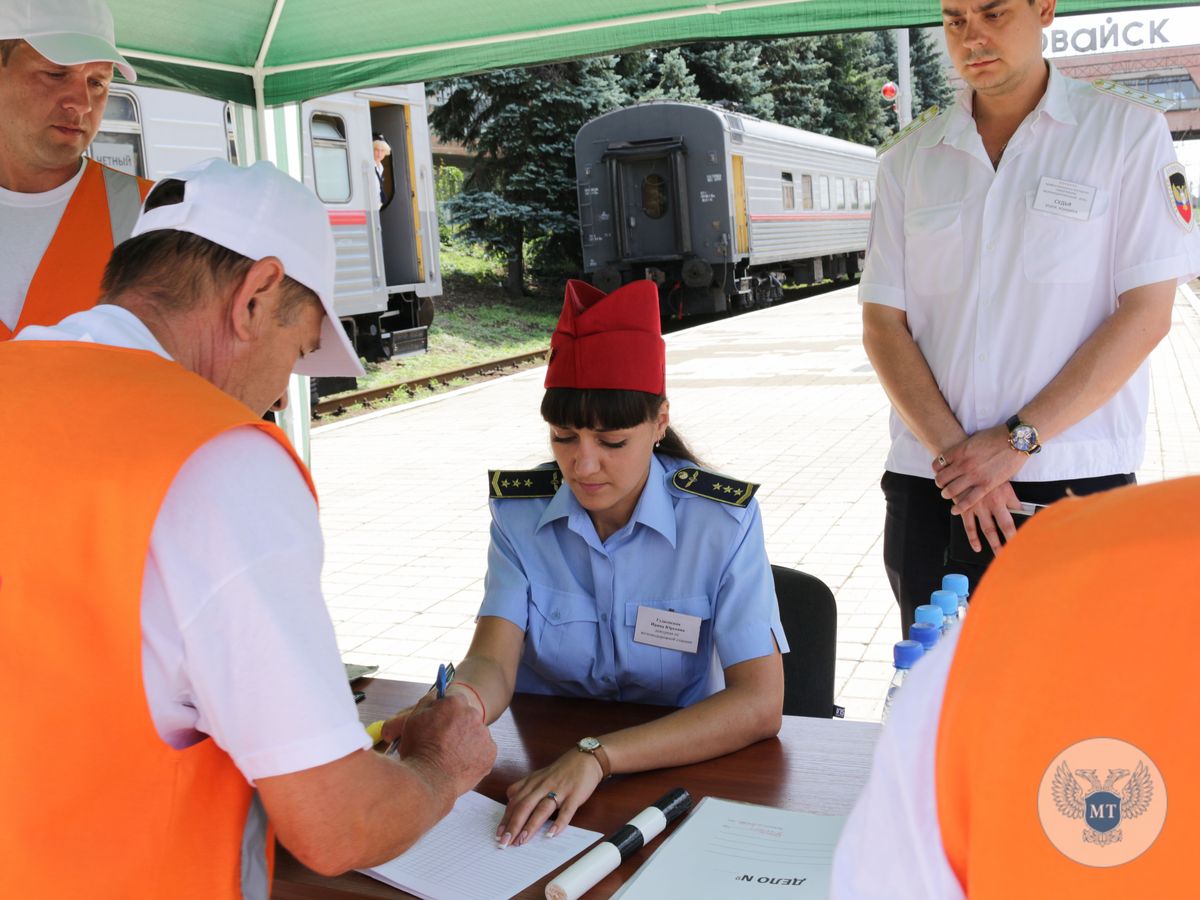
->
[759, 37, 830, 132]
[640, 48, 701, 102]
[434, 163, 465, 243]
[910, 28, 953, 112]
[811, 32, 890, 145]
[678, 42, 775, 119]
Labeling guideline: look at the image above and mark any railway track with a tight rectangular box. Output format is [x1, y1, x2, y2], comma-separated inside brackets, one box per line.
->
[312, 276, 857, 419]
[312, 348, 549, 417]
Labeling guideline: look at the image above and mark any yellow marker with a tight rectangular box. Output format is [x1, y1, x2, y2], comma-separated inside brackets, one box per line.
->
[366, 719, 385, 744]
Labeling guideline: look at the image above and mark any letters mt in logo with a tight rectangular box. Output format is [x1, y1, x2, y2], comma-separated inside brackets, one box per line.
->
[1038, 738, 1167, 868]
[1052, 761, 1154, 847]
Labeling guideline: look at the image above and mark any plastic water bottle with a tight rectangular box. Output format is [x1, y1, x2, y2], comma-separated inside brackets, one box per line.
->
[909, 621, 939, 652]
[914, 603, 944, 635]
[931, 589, 960, 633]
[943, 573, 969, 621]
[882, 639, 924, 723]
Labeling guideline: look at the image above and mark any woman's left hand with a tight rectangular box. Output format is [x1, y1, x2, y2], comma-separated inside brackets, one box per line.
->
[497, 748, 605, 846]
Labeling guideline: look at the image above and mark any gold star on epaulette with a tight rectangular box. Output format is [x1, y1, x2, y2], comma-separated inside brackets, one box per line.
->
[1092, 79, 1174, 112]
[489, 466, 562, 499]
[876, 105, 940, 157]
[669, 466, 760, 507]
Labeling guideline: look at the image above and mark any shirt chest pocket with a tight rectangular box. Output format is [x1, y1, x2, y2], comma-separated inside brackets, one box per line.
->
[1021, 188, 1110, 284]
[904, 203, 964, 296]
[622, 596, 713, 701]
[527, 584, 600, 685]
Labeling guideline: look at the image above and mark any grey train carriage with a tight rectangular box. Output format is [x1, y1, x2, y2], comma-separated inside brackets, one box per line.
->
[575, 102, 878, 318]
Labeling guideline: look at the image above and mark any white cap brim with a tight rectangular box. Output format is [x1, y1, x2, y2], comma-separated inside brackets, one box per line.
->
[26, 31, 136, 81]
[296, 298, 365, 378]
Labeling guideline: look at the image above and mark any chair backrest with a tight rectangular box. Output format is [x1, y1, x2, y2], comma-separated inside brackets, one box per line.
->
[772, 565, 837, 718]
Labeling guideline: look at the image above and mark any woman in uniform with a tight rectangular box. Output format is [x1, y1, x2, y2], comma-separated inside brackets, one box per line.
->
[382, 279, 786, 845]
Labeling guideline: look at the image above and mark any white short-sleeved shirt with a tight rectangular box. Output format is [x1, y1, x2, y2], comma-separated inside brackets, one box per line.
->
[860, 63, 1200, 481]
[830, 629, 962, 899]
[15, 306, 370, 782]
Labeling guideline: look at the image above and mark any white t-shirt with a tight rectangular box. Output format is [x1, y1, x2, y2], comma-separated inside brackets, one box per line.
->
[830, 629, 962, 899]
[16, 306, 370, 782]
[860, 63, 1200, 481]
[0, 159, 86, 331]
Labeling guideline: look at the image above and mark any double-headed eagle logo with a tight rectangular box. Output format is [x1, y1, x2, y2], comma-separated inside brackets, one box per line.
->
[1052, 760, 1155, 847]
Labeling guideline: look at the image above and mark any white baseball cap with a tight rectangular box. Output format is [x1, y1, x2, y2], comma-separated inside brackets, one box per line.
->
[131, 159, 365, 378]
[0, 0, 136, 82]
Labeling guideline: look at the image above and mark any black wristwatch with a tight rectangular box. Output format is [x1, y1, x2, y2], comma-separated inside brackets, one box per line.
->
[1006, 415, 1041, 455]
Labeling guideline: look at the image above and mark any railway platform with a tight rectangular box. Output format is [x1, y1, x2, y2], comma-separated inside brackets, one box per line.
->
[312, 283, 1200, 721]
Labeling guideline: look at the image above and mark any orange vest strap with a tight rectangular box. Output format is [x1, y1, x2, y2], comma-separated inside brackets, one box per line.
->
[0, 160, 151, 341]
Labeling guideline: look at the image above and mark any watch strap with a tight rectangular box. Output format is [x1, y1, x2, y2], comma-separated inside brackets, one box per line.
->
[578, 738, 612, 779]
[1005, 414, 1021, 432]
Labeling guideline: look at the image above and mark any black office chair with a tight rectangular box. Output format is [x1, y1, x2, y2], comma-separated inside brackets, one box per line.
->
[772, 564, 839, 719]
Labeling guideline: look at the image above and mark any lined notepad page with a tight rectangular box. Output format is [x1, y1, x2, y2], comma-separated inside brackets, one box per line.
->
[359, 790, 601, 900]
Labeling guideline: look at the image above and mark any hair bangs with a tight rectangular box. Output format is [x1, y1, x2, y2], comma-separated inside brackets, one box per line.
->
[540, 388, 660, 432]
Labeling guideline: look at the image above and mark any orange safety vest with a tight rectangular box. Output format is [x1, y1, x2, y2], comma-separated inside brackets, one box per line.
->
[0, 159, 151, 341]
[0, 341, 317, 899]
[936, 478, 1199, 897]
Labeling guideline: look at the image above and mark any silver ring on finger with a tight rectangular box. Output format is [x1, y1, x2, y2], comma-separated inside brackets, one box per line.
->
[937, 454, 947, 467]
[545, 791, 559, 809]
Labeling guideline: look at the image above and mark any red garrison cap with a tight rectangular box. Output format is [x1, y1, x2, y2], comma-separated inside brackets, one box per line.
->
[544, 279, 665, 394]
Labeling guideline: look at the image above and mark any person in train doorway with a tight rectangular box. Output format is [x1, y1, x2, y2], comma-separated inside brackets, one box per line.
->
[373, 134, 392, 208]
[0, 0, 153, 342]
[831, 475, 1199, 898]
[380, 278, 788, 846]
[860, 0, 1200, 632]
[0, 159, 495, 897]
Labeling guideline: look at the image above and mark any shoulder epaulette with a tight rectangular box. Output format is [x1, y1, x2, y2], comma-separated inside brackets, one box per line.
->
[488, 466, 562, 499]
[669, 466, 759, 508]
[1091, 80, 1173, 113]
[876, 105, 940, 157]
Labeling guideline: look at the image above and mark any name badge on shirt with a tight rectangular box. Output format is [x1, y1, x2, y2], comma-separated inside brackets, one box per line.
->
[633, 606, 702, 654]
[1032, 176, 1097, 221]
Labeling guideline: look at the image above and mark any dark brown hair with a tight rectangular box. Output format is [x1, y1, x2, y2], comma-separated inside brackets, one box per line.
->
[101, 178, 318, 323]
[540, 387, 701, 465]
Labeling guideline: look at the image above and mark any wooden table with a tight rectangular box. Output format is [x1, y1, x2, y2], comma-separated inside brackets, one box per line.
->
[272, 679, 880, 899]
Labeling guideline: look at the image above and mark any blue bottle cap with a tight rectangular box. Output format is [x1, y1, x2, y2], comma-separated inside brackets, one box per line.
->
[942, 573, 970, 599]
[908, 621, 939, 650]
[931, 589, 959, 618]
[893, 639, 924, 669]
[915, 604, 944, 627]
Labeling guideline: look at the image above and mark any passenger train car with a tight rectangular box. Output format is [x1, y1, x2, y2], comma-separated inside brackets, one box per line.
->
[89, 82, 441, 370]
[575, 102, 877, 318]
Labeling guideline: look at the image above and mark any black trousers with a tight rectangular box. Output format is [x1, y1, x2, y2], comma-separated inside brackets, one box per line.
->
[881, 470, 1135, 634]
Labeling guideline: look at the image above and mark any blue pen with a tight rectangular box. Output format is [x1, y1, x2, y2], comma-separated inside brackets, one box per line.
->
[436, 663, 448, 699]
[387, 662, 454, 757]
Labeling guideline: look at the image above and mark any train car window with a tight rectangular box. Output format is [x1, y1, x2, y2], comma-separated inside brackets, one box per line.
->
[835, 178, 846, 209]
[88, 89, 145, 177]
[311, 113, 352, 204]
[801, 175, 814, 210]
[862, 181, 873, 210]
[848, 179, 859, 209]
[642, 173, 669, 219]
[781, 172, 795, 210]
[818, 175, 830, 211]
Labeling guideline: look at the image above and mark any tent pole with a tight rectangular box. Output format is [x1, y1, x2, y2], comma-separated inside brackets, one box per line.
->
[253, 66, 313, 465]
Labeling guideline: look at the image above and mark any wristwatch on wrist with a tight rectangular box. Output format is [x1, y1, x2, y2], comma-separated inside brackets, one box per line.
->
[1006, 415, 1042, 455]
[576, 736, 612, 779]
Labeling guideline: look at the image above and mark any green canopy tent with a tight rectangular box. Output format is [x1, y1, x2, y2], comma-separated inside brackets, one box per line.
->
[104, 0, 1200, 455]
[112, 0, 1196, 107]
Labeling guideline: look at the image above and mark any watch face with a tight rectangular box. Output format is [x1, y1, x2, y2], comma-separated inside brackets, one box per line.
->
[578, 737, 601, 752]
[1012, 424, 1037, 452]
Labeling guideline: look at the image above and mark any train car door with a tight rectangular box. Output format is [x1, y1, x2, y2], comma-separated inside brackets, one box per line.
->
[370, 103, 424, 288]
[731, 154, 749, 255]
[608, 142, 689, 263]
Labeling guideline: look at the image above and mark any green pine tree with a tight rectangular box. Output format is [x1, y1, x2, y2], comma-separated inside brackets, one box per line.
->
[813, 33, 890, 144]
[678, 41, 775, 120]
[640, 48, 702, 102]
[430, 59, 624, 295]
[758, 37, 830, 133]
[911, 28, 953, 112]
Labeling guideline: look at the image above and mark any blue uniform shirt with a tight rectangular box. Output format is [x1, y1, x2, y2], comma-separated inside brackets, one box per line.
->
[478, 454, 788, 707]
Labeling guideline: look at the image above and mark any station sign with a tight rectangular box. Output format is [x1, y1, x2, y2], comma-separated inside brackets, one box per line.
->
[1044, 9, 1200, 58]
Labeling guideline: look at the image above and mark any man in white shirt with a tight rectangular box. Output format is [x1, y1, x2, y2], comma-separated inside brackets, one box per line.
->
[0, 0, 151, 340]
[861, 0, 1199, 628]
[1, 160, 495, 894]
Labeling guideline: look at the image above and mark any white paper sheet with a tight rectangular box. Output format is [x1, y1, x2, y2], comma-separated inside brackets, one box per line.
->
[358, 790, 601, 900]
[613, 797, 846, 898]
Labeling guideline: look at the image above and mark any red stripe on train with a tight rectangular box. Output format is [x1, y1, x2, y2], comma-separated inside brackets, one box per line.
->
[328, 211, 368, 226]
[750, 213, 872, 221]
